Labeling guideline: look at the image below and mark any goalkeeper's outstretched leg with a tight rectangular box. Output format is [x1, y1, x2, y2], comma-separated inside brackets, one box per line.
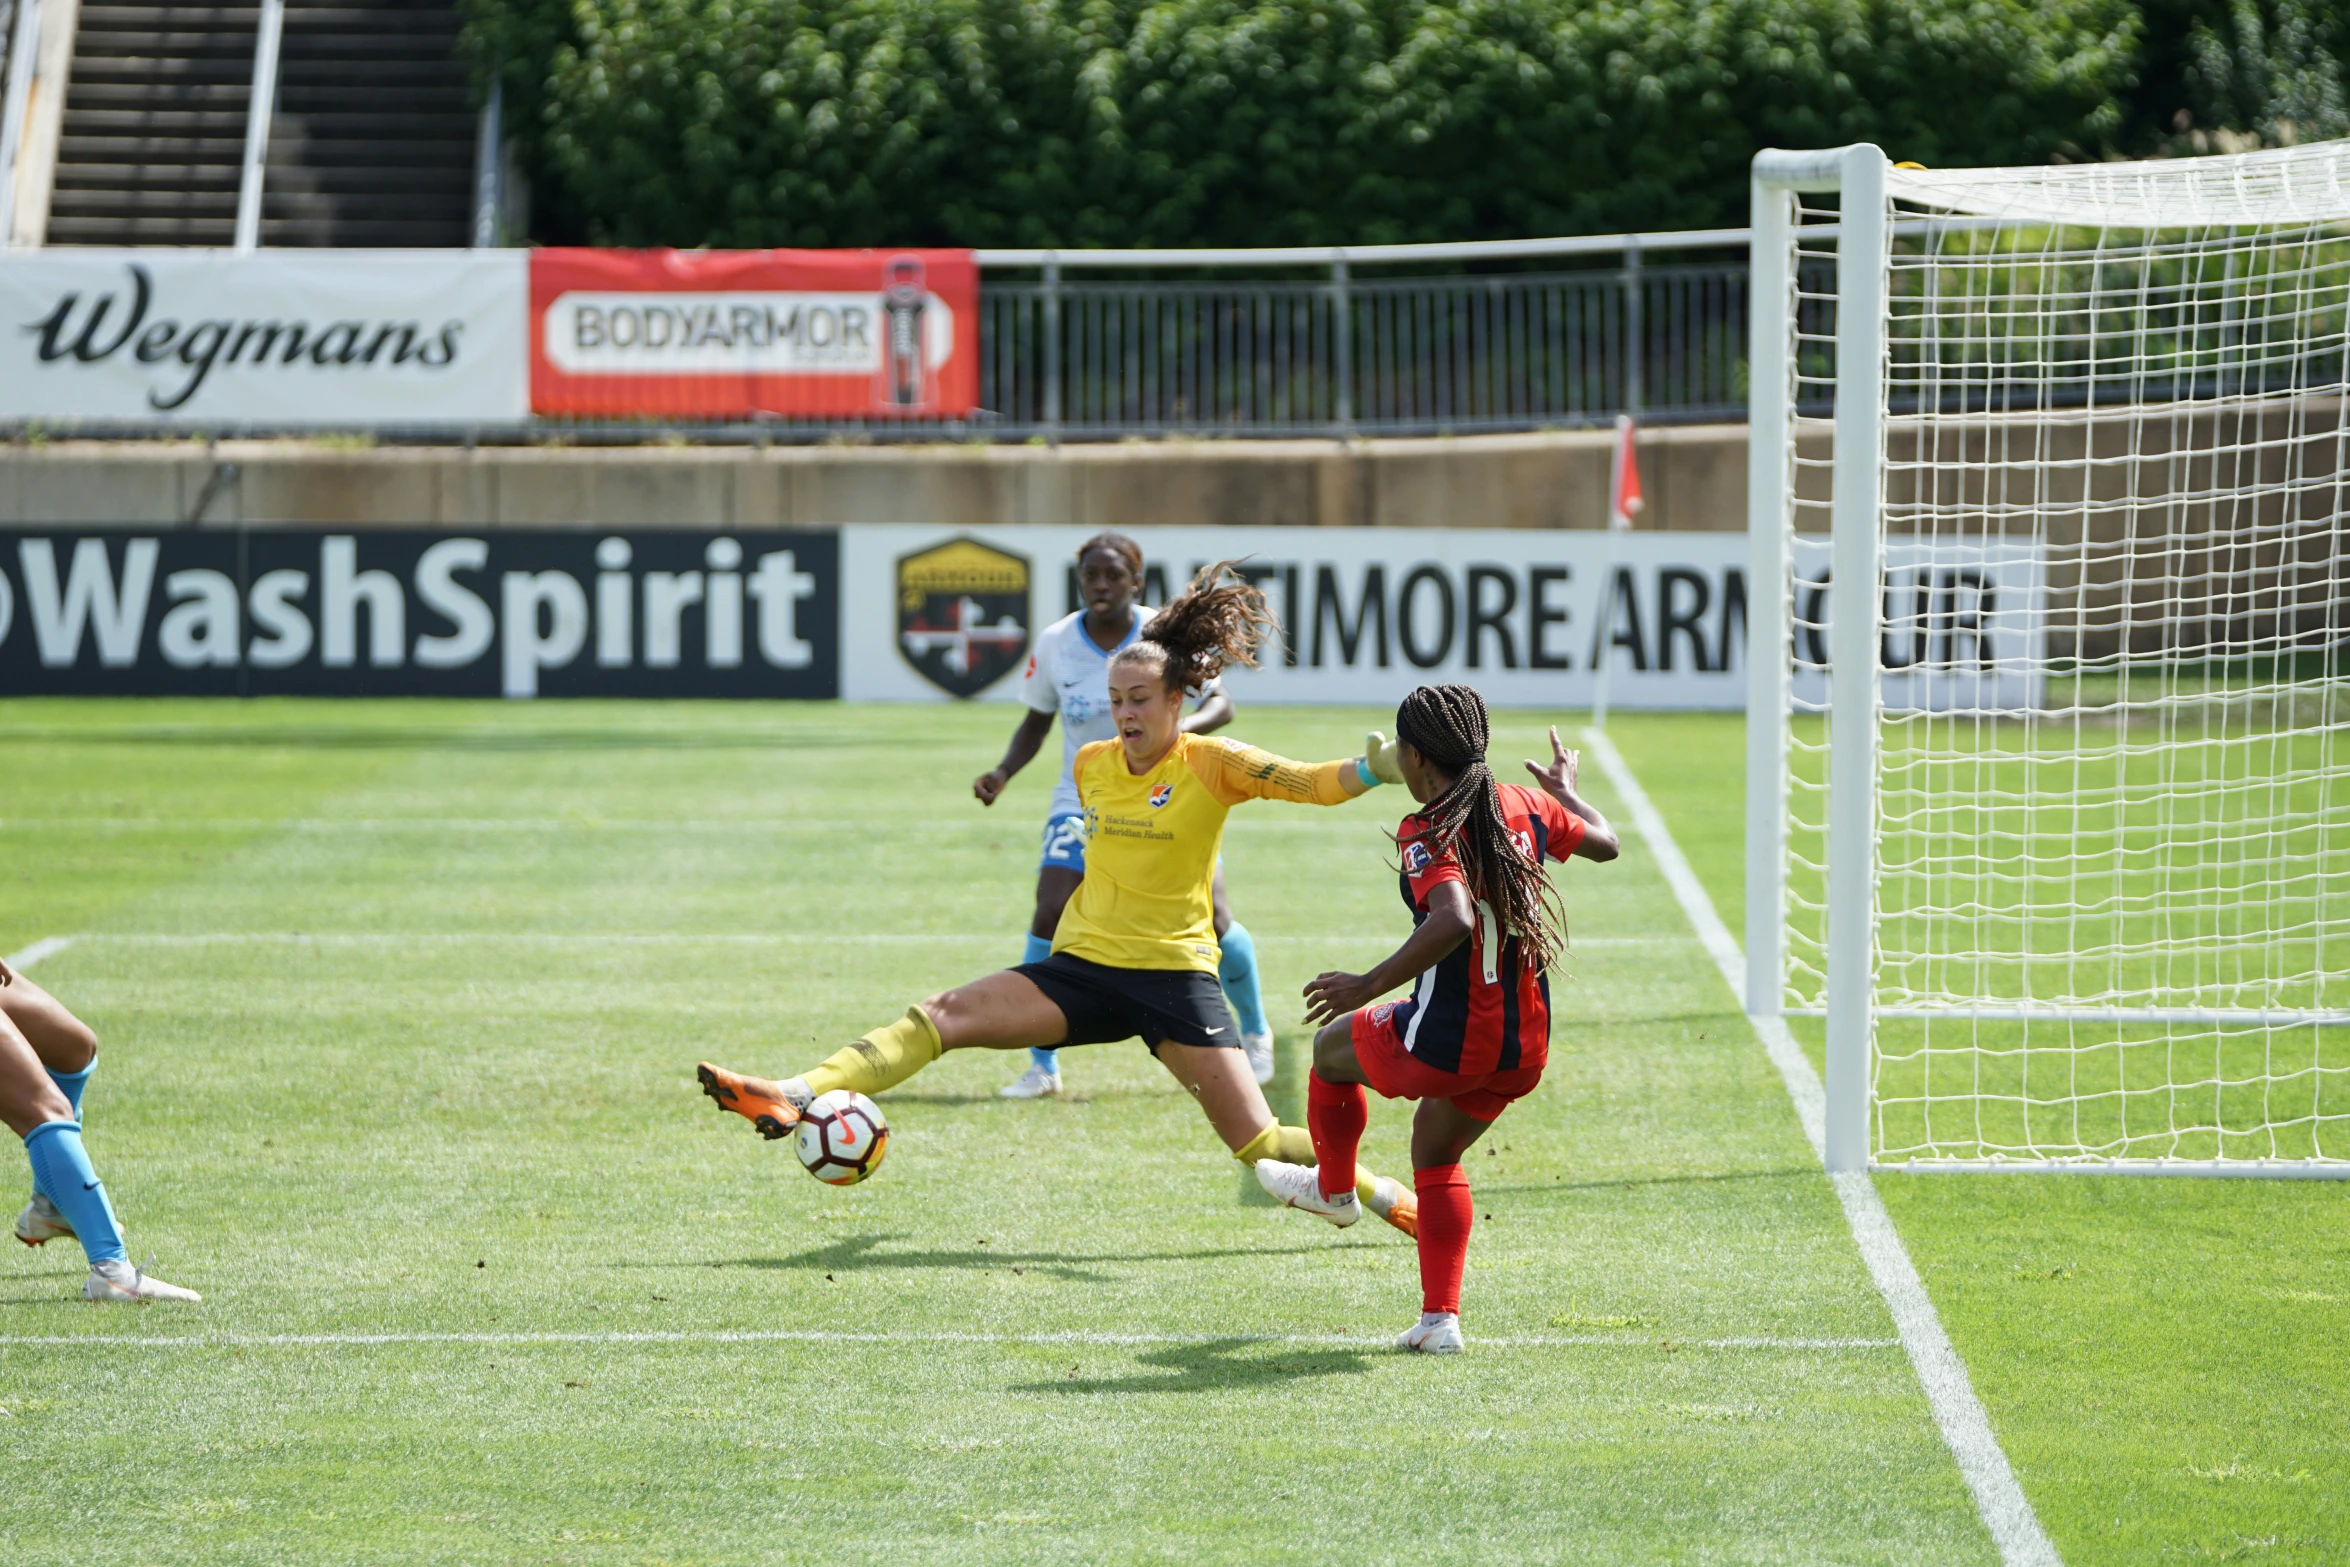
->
[697, 968, 1413, 1230]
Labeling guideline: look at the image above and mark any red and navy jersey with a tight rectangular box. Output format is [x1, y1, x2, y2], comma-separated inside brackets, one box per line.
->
[1387, 783, 1584, 1075]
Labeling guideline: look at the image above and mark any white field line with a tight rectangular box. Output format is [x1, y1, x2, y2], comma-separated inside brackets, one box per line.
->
[3, 936, 75, 970]
[0, 1327, 1897, 1352]
[21, 932, 1691, 950]
[1582, 729, 2061, 1567]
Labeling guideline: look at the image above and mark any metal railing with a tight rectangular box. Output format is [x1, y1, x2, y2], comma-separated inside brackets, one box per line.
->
[966, 231, 1749, 440]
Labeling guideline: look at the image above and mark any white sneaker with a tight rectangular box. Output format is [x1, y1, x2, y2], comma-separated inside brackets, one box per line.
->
[1241, 1030, 1275, 1085]
[1396, 1312, 1464, 1354]
[84, 1257, 201, 1303]
[1253, 1159, 1360, 1227]
[14, 1191, 73, 1247]
[998, 1063, 1063, 1099]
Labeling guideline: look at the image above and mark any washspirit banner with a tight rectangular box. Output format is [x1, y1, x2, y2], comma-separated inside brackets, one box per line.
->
[0, 529, 837, 698]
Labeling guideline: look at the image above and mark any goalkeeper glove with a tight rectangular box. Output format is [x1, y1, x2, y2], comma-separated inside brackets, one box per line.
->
[1364, 731, 1406, 787]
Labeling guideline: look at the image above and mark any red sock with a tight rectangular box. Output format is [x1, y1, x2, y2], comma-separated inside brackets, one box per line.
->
[1414, 1164, 1473, 1316]
[1306, 1071, 1367, 1198]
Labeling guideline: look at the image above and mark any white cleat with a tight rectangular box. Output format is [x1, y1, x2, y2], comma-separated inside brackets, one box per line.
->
[998, 1064, 1063, 1100]
[1253, 1159, 1360, 1227]
[1396, 1312, 1465, 1354]
[84, 1257, 201, 1304]
[1241, 1030, 1275, 1085]
[14, 1191, 74, 1247]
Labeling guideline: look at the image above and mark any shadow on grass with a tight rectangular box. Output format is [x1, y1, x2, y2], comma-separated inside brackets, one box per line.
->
[668, 1232, 1342, 1284]
[1014, 1336, 1377, 1395]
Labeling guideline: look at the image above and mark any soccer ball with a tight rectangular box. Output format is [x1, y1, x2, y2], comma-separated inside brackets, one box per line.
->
[793, 1090, 889, 1185]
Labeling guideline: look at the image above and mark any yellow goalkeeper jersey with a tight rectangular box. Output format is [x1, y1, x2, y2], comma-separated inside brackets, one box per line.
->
[1056, 733, 1358, 974]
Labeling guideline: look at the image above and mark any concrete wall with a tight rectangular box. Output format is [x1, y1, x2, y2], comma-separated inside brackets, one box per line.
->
[0, 425, 1750, 533]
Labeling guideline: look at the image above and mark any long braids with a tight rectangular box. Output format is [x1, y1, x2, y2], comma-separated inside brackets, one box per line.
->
[1109, 559, 1277, 692]
[1396, 684, 1566, 968]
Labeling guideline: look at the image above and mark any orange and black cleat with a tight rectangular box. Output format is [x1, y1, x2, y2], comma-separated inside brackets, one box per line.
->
[697, 1062, 802, 1140]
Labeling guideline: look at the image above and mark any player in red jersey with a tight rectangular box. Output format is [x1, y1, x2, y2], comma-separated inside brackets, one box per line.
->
[1254, 684, 1618, 1353]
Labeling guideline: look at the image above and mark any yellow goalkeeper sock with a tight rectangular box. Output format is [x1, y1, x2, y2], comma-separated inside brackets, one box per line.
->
[1234, 1122, 1384, 1204]
[804, 1007, 942, 1099]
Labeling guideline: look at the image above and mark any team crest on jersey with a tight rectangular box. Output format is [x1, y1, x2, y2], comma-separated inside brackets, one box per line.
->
[895, 536, 1031, 699]
[1149, 783, 1174, 808]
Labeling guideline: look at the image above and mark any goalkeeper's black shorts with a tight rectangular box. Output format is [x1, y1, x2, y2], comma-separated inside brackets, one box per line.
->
[1012, 951, 1240, 1054]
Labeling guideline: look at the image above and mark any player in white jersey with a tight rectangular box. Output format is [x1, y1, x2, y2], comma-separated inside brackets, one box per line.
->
[972, 532, 1276, 1095]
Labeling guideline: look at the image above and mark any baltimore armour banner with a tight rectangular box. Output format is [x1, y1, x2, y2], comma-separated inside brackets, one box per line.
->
[0, 251, 528, 424]
[841, 525, 1759, 709]
[529, 248, 980, 419]
[0, 530, 837, 698]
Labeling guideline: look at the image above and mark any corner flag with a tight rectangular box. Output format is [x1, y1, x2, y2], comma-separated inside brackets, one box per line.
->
[1607, 413, 1643, 531]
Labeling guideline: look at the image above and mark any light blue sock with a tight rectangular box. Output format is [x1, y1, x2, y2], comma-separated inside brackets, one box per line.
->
[1218, 921, 1269, 1036]
[27, 1060, 96, 1203]
[47, 1059, 92, 1117]
[23, 1122, 126, 1266]
[1023, 933, 1060, 1074]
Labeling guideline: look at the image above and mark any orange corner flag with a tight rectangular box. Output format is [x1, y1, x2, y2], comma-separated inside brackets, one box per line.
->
[1608, 414, 1644, 532]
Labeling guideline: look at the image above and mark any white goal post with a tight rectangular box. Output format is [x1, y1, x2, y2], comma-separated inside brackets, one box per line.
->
[1745, 139, 2350, 1176]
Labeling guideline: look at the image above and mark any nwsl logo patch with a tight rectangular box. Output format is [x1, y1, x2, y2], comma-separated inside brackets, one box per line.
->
[1403, 841, 1432, 873]
[1149, 784, 1174, 809]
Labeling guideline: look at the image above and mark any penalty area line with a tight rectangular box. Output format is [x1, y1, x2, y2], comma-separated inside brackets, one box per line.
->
[3, 937, 74, 971]
[1582, 728, 2061, 1567]
[0, 1327, 1899, 1352]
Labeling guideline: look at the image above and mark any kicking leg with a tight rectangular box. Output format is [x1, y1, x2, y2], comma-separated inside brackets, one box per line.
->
[700, 970, 1070, 1138]
[1398, 1098, 1496, 1354]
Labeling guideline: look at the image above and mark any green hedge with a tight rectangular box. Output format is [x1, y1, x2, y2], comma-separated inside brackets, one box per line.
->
[463, 0, 2142, 248]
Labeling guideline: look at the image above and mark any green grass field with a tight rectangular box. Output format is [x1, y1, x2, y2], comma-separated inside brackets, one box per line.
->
[0, 701, 2341, 1565]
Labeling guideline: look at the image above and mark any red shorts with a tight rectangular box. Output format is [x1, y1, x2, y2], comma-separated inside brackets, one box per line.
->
[1350, 1004, 1545, 1122]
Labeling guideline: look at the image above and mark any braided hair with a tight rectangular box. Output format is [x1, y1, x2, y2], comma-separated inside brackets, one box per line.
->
[1395, 684, 1566, 969]
[1109, 559, 1277, 694]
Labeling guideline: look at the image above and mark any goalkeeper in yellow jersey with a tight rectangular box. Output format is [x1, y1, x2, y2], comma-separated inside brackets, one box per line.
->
[696, 561, 1421, 1232]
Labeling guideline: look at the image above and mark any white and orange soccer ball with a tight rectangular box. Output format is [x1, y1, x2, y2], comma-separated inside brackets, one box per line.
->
[792, 1090, 889, 1185]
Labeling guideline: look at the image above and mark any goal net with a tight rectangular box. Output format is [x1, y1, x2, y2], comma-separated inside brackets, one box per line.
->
[1746, 141, 2350, 1175]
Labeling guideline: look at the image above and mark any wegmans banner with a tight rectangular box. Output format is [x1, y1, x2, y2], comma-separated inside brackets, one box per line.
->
[0, 251, 528, 424]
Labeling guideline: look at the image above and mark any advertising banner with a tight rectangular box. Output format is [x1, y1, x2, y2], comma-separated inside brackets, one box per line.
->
[841, 525, 1756, 709]
[1789, 536, 2047, 713]
[530, 248, 979, 419]
[0, 251, 528, 424]
[0, 529, 836, 698]
[842, 526, 2049, 711]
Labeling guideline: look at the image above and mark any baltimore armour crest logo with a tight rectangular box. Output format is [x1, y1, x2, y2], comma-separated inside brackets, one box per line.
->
[1149, 783, 1174, 808]
[895, 536, 1030, 698]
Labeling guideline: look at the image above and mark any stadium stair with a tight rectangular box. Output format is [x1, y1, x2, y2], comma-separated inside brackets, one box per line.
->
[44, 0, 475, 247]
[45, 5, 260, 245]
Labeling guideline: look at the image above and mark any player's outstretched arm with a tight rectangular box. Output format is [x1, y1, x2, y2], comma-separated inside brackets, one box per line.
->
[1301, 881, 1476, 1024]
[1524, 725, 1620, 861]
[974, 708, 1058, 806]
[1192, 737, 1385, 807]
